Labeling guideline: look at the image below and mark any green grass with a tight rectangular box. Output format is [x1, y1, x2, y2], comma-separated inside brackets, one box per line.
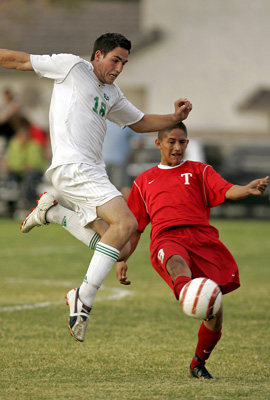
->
[0, 218, 269, 399]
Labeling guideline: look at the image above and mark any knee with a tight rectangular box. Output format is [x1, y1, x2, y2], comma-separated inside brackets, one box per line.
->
[111, 209, 138, 240]
[123, 212, 138, 237]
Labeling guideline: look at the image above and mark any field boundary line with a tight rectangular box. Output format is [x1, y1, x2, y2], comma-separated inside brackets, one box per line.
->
[0, 278, 133, 312]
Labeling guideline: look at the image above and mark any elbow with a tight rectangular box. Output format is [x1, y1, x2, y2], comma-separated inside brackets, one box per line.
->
[133, 126, 145, 133]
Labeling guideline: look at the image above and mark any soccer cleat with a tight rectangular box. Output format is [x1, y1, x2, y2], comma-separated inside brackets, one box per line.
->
[189, 364, 216, 379]
[20, 192, 58, 233]
[65, 288, 91, 342]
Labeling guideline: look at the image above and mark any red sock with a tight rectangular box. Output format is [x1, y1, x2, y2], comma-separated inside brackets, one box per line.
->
[190, 322, 222, 369]
[173, 276, 191, 300]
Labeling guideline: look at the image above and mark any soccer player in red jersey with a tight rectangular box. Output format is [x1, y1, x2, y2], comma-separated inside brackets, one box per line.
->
[116, 122, 269, 379]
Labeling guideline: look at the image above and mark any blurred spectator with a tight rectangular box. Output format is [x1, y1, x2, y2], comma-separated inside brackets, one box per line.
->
[29, 122, 51, 161]
[102, 120, 144, 190]
[0, 88, 21, 142]
[30, 123, 48, 148]
[3, 116, 47, 215]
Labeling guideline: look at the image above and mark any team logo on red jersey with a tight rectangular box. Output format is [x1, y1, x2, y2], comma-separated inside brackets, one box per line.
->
[181, 173, 193, 185]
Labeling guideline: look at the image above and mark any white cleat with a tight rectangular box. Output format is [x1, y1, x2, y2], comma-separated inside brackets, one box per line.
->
[20, 192, 58, 233]
[65, 288, 91, 342]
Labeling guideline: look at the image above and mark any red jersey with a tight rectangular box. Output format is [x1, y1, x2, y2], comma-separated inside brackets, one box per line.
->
[127, 161, 240, 295]
[127, 161, 233, 243]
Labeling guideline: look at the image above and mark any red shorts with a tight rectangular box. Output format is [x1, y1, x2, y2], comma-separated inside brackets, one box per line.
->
[150, 225, 240, 296]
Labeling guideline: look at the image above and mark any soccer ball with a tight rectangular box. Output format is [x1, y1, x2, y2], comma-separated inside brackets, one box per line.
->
[179, 278, 222, 320]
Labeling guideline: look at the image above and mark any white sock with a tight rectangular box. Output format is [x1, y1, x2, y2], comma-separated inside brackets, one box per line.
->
[46, 204, 100, 249]
[79, 242, 120, 307]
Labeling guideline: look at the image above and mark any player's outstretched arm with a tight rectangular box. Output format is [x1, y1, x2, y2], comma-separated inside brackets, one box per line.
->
[225, 176, 269, 200]
[129, 98, 192, 133]
[0, 49, 33, 71]
[116, 231, 141, 285]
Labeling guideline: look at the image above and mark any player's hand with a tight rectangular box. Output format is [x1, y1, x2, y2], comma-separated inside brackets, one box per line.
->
[247, 176, 269, 195]
[174, 98, 192, 121]
[116, 261, 131, 285]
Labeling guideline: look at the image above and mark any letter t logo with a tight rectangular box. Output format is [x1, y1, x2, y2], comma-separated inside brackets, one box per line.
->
[181, 173, 192, 185]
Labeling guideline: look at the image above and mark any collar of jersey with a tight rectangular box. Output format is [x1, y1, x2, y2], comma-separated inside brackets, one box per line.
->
[158, 160, 186, 169]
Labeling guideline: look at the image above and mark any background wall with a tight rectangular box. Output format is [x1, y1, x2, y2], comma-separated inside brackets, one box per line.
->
[118, 0, 270, 141]
[1, 0, 270, 142]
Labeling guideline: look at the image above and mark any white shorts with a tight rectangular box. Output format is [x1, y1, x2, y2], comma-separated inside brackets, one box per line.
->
[46, 163, 122, 226]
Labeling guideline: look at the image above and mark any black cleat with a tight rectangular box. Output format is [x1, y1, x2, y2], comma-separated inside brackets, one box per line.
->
[189, 364, 216, 379]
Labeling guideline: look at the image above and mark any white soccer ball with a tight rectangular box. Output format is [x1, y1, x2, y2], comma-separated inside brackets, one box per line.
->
[179, 278, 222, 320]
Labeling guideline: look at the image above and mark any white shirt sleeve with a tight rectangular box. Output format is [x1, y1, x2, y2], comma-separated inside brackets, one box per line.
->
[30, 53, 85, 82]
[107, 85, 144, 129]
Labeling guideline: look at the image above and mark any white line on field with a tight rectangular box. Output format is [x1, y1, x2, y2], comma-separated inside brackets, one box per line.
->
[4, 277, 75, 287]
[0, 279, 133, 313]
[0, 301, 64, 312]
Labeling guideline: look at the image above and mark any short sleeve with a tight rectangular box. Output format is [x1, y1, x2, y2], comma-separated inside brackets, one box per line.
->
[30, 53, 84, 82]
[203, 165, 234, 207]
[107, 85, 144, 128]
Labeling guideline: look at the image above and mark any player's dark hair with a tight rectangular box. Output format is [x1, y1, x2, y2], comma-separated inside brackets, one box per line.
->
[158, 122, 188, 140]
[90, 33, 131, 60]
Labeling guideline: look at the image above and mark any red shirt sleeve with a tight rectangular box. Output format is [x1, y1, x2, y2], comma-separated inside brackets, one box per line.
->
[127, 180, 150, 232]
[203, 165, 234, 207]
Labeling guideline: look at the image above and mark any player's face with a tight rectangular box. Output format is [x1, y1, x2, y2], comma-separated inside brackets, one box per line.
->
[155, 128, 189, 166]
[93, 47, 129, 84]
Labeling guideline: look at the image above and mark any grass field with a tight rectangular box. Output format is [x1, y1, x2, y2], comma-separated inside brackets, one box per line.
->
[0, 218, 269, 400]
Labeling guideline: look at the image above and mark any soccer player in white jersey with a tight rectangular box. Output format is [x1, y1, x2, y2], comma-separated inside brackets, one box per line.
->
[116, 122, 268, 379]
[0, 33, 192, 342]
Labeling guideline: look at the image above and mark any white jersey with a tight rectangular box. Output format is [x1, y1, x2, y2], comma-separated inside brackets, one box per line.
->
[30, 54, 144, 171]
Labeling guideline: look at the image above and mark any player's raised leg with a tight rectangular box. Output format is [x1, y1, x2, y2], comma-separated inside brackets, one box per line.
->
[67, 196, 137, 341]
[20, 192, 58, 233]
[65, 288, 91, 342]
[20, 192, 101, 249]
